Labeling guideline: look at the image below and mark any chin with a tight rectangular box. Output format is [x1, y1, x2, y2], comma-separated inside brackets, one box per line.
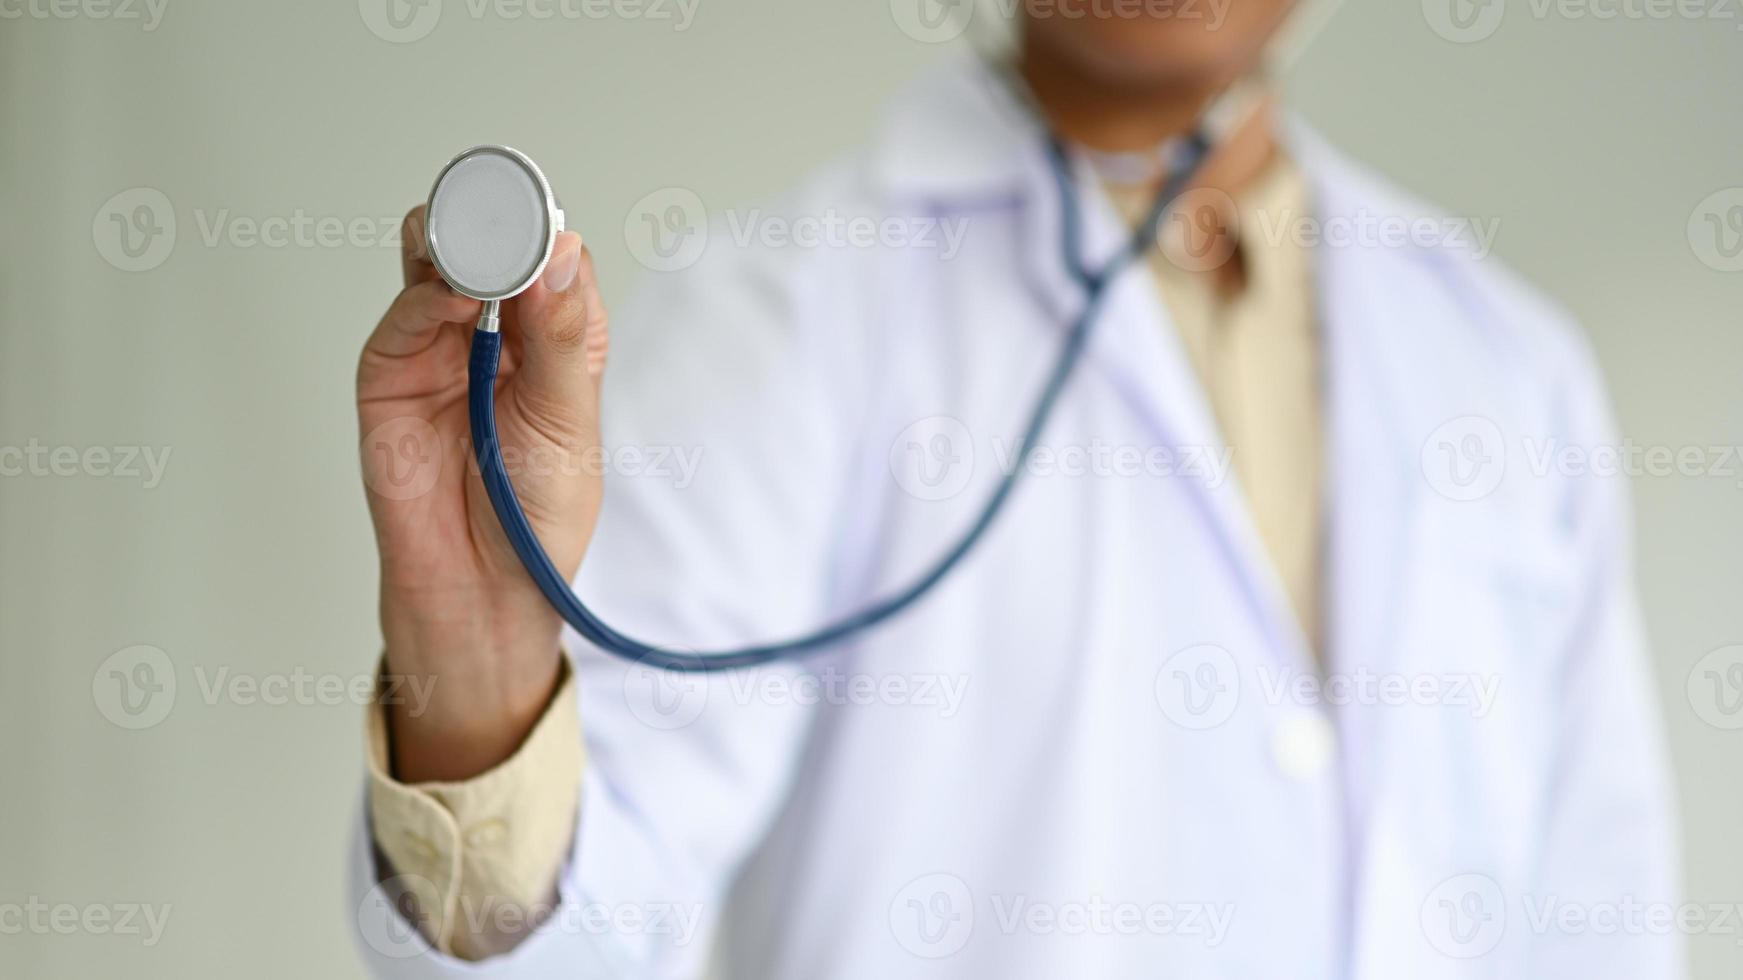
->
[1022, 2, 1295, 90]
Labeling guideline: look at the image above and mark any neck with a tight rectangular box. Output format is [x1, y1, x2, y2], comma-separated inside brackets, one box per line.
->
[1017, 47, 1219, 153]
[1014, 40, 1281, 200]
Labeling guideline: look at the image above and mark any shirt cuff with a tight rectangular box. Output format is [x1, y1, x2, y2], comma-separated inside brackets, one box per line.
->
[365, 656, 583, 961]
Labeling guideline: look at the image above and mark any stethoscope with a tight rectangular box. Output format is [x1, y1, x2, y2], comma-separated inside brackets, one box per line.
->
[423, 10, 1341, 673]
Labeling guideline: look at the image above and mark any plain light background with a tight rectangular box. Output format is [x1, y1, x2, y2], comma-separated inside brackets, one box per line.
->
[2, 1, 1739, 977]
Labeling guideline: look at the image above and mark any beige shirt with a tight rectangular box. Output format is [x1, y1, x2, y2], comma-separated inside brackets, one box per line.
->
[366, 153, 1323, 960]
[366, 660, 582, 960]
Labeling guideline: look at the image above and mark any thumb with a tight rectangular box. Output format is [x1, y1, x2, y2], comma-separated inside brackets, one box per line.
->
[504, 231, 609, 428]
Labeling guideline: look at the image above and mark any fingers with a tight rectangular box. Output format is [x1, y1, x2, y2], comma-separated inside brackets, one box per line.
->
[503, 232, 609, 424]
[400, 205, 440, 288]
[365, 279, 481, 360]
[573, 249, 609, 386]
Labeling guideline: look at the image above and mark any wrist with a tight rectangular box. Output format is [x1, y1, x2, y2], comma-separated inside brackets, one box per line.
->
[380, 590, 565, 783]
[386, 661, 561, 783]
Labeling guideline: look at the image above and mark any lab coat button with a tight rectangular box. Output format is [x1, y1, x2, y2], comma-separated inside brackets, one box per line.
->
[1271, 710, 1336, 781]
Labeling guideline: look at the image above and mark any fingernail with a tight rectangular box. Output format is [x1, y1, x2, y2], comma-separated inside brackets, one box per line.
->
[543, 234, 580, 293]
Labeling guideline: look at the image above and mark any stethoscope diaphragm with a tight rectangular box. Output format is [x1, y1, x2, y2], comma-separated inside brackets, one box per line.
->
[425, 144, 564, 302]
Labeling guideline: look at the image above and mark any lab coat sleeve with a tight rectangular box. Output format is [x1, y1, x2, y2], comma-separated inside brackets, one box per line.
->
[351, 198, 874, 979]
[1523, 340, 1684, 978]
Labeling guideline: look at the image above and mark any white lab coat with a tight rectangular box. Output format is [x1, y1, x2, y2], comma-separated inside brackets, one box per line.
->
[352, 54, 1680, 979]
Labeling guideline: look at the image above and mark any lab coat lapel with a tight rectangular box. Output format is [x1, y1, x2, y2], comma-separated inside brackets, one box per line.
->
[1291, 125, 1425, 679]
[1014, 144, 1315, 666]
[1291, 125, 1441, 978]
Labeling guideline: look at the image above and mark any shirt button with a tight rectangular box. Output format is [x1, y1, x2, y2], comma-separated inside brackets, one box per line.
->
[1271, 710, 1336, 781]
[464, 818, 508, 848]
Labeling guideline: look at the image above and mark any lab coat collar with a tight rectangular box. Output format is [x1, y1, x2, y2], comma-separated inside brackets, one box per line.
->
[868, 51, 1041, 205]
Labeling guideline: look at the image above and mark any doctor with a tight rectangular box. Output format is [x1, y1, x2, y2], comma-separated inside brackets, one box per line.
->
[352, 2, 1680, 977]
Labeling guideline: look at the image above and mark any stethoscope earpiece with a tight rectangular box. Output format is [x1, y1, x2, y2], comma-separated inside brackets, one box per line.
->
[425, 144, 564, 319]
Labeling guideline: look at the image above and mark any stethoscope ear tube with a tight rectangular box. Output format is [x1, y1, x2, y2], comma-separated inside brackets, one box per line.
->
[468, 132, 1208, 672]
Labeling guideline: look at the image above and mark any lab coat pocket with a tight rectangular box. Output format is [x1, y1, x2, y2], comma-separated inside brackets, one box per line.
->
[1386, 514, 1580, 865]
[1413, 505, 1580, 672]
[1450, 517, 1578, 664]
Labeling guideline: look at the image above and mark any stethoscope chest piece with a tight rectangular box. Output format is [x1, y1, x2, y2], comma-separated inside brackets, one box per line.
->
[425, 144, 564, 305]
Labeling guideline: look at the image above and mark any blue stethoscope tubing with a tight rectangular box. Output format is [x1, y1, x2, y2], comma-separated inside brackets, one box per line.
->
[467, 131, 1212, 672]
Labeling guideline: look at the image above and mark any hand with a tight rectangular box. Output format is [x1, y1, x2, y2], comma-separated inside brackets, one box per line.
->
[357, 206, 608, 782]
